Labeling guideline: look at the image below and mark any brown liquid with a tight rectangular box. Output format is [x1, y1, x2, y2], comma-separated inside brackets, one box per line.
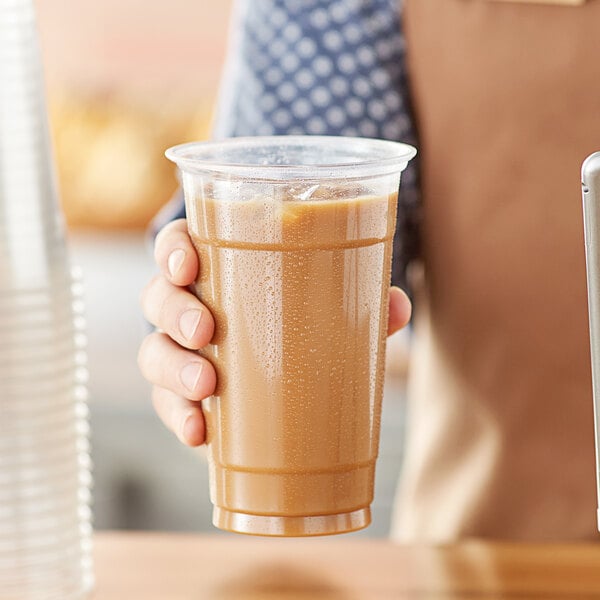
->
[188, 191, 397, 536]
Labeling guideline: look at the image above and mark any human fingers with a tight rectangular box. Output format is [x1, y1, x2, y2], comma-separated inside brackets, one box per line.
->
[152, 387, 206, 447]
[137, 331, 217, 401]
[141, 275, 215, 350]
[154, 218, 199, 287]
[388, 286, 412, 336]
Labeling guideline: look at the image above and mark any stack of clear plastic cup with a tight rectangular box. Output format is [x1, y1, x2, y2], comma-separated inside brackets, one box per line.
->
[0, 270, 94, 600]
[0, 0, 94, 597]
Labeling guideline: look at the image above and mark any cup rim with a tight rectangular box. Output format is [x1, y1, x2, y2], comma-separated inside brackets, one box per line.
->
[0, 447, 89, 468]
[166, 135, 417, 181]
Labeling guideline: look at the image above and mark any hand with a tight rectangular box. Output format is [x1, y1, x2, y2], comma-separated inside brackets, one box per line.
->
[138, 219, 412, 447]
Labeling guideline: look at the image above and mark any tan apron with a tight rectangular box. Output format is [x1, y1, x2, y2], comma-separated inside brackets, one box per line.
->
[393, 0, 600, 541]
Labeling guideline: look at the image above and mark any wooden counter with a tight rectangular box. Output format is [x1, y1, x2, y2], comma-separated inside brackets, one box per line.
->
[93, 532, 600, 599]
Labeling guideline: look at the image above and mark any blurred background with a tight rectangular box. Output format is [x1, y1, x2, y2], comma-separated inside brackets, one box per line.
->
[35, 0, 408, 538]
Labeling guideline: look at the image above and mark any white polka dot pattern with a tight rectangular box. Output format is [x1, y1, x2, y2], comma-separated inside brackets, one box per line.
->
[212, 0, 421, 289]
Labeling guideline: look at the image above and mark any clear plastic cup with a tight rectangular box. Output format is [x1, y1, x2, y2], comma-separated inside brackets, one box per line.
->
[0, 487, 91, 521]
[0, 301, 78, 322]
[0, 469, 90, 493]
[167, 135, 416, 536]
[0, 422, 81, 444]
[0, 0, 93, 595]
[0, 330, 79, 351]
[0, 393, 88, 417]
[0, 424, 88, 451]
[0, 272, 78, 300]
[0, 376, 83, 398]
[0, 362, 79, 384]
[0, 542, 90, 572]
[0, 300, 79, 322]
[0, 433, 89, 460]
[0, 344, 80, 368]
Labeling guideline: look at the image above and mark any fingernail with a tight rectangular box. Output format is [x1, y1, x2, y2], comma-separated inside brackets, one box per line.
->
[168, 249, 186, 278]
[179, 411, 195, 444]
[179, 309, 202, 341]
[180, 362, 203, 393]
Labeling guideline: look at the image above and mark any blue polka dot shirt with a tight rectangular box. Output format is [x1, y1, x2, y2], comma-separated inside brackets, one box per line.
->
[164, 0, 420, 292]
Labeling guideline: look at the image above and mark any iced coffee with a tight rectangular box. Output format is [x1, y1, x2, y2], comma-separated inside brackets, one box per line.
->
[167, 136, 416, 536]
